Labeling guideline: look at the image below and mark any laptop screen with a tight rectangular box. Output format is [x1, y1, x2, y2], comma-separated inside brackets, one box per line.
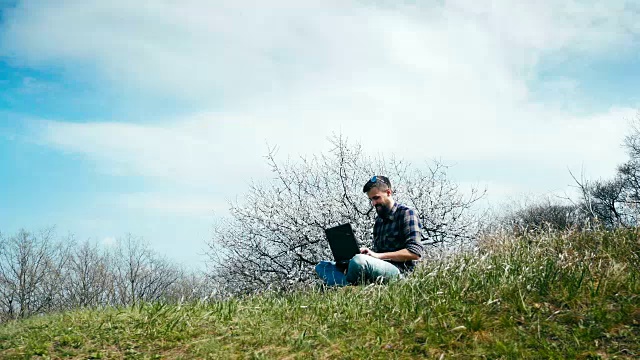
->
[324, 223, 360, 263]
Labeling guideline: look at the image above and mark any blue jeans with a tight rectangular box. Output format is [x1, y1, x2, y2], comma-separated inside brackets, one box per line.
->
[315, 254, 401, 286]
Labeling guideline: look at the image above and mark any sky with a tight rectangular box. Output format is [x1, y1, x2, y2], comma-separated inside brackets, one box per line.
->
[1, 1, 639, 269]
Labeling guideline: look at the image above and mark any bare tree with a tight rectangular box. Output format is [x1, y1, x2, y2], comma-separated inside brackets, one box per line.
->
[0, 228, 210, 321]
[488, 196, 591, 236]
[160, 270, 215, 303]
[580, 178, 628, 228]
[60, 239, 113, 309]
[0, 228, 66, 319]
[37, 235, 72, 313]
[207, 135, 485, 294]
[617, 114, 640, 220]
[567, 111, 640, 228]
[112, 234, 181, 306]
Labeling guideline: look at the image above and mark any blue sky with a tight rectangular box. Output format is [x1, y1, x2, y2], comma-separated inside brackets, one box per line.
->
[1, 0, 639, 268]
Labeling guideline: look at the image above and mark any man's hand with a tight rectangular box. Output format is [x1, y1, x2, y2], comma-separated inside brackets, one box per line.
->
[360, 247, 380, 259]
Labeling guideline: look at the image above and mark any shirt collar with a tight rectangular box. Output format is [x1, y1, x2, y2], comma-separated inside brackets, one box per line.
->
[382, 202, 399, 221]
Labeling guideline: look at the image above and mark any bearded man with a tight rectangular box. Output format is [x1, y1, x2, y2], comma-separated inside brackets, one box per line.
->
[315, 175, 425, 285]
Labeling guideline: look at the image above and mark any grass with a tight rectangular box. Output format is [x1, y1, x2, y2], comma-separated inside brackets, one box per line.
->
[1, 228, 639, 359]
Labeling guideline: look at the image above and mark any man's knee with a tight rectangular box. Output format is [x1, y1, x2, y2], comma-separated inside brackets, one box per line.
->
[349, 254, 368, 269]
[315, 261, 332, 275]
[347, 254, 377, 284]
[348, 254, 370, 277]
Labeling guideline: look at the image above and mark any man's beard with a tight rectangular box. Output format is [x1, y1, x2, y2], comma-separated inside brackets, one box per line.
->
[375, 204, 390, 217]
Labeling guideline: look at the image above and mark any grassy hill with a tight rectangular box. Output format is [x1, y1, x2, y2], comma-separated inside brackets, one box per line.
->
[1, 229, 639, 359]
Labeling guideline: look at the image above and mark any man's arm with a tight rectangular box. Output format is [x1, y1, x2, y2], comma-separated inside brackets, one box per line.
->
[360, 247, 420, 261]
[401, 208, 424, 258]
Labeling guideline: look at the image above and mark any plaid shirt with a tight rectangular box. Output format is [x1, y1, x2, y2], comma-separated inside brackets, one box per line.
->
[372, 202, 425, 272]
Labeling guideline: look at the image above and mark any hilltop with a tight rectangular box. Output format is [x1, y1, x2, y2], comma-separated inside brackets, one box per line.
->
[1, 229, 639, 359]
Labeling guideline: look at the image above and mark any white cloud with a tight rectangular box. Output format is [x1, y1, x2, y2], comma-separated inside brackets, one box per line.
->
[4, 0, 640, 203]
[30, 116, 279, 188]
[2, 1, 638, 102]
[2, 1, 378, 102]
[102, 236, 116, 247]
[30, 103, 636, 203]
[111, 192, 230, 218]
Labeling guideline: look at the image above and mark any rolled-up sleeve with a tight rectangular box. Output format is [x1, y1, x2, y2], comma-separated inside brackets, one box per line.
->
[402, 208, 424, 257]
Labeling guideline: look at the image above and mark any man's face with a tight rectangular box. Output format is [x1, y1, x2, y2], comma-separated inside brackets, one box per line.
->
[366, 187, 393, 217]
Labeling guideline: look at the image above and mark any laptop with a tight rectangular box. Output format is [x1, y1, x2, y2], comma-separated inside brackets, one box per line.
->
[324, 223, 360, 271]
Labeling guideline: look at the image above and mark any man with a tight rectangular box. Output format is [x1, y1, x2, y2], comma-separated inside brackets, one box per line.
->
[315, 175, 425, 286]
